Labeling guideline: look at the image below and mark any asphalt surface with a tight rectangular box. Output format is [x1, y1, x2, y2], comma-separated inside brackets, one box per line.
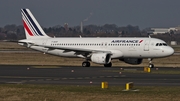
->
[0, 65, 180, 86]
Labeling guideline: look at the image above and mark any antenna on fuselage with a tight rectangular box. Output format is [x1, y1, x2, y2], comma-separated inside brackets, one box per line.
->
[149, 35, 151, 38]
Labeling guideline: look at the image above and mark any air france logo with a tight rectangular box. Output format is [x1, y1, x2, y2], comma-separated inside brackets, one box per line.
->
[139, 40, 143, 43]
[111, 40, 143, 43]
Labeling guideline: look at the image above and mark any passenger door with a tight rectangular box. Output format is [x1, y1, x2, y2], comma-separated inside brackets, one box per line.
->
[144, 40, 150, 51]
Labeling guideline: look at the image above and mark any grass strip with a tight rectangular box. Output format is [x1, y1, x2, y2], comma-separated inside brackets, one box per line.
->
[0, 84, 180, 101]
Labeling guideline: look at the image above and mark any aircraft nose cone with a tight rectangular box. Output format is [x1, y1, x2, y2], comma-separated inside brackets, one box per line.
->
[167, 47, 174, 56]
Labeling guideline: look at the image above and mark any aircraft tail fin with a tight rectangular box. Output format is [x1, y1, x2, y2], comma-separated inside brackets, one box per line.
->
[21, 9, 50, 39]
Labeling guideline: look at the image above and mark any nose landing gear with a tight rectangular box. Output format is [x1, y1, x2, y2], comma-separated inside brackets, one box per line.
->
[148, 58, 154, 68]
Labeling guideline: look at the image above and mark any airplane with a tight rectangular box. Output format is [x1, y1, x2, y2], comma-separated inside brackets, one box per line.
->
[18, 8, 174, 68]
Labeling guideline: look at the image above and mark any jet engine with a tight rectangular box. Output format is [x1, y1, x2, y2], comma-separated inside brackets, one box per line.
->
[91, 53, 111, 64]
[119, 58, 143, 65]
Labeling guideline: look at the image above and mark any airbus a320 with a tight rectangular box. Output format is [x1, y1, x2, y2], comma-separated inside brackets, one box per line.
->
[18, 9, 174, 68]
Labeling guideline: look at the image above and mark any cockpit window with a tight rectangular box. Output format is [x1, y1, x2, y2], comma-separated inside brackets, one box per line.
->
[163, 43, 167, 46]
[156, 43, 159, 46]
[156, 43, 168, 46]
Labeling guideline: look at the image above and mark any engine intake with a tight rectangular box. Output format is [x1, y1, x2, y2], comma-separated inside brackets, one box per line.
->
[91, 53, 111, 64]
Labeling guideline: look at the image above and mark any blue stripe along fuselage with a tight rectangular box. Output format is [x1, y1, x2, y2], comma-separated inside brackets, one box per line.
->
[22, 9, 44, 36]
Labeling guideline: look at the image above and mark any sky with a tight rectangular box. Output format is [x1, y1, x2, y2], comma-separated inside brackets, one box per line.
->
[0, 0, 180, 29]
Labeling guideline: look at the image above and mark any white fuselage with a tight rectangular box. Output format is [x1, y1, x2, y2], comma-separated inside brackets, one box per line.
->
[23, 37, 174, 59]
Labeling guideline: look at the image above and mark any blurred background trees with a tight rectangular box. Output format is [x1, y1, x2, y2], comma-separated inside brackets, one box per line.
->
[0, 24, 179, 44]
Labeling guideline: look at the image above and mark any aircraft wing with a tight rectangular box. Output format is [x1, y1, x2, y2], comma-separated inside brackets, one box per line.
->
[40, 45, 112, 56]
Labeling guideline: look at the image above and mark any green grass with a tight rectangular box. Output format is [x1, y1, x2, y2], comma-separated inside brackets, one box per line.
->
[0, 84, 180, 101]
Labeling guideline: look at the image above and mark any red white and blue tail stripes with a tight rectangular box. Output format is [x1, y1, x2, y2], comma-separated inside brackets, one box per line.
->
[21, 9, 49, 39]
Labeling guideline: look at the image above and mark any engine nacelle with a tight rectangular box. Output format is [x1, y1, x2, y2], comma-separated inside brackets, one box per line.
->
[119, 58, 143, 65]
[91, 53, 111, 64]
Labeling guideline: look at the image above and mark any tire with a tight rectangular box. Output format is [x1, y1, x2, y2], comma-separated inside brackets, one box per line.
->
[82, 62, 90, 67]
[87, 62, 90, 67]
[104, 62, 112, 67]
[149, 64, 154, 68]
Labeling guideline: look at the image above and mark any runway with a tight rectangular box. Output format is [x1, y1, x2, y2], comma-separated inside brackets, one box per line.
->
[0, 65, 180, 86]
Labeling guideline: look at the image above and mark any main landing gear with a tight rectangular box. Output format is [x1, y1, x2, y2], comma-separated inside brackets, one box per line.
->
[148, 58, 154, 68]
[104, 62, 112, 67]
[82, 61, 112, 67]
[82, 61, 90, 67]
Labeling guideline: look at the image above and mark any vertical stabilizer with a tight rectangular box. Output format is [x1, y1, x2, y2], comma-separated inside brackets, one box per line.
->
[21, 9, 50, 39]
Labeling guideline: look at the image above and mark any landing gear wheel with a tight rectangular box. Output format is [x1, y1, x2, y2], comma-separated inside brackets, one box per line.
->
[148, 58, 154, 68]
[82, 61, 90, 67]
[149, 63, 154, 68]
[104, 62, 112, 67]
